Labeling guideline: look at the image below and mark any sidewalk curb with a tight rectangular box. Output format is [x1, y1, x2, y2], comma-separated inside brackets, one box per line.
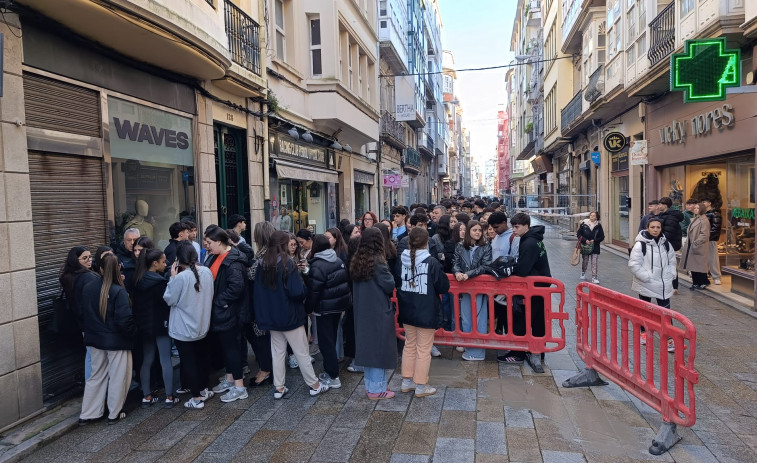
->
[0, 415, 79, 463]
[603, 244, 757, 320]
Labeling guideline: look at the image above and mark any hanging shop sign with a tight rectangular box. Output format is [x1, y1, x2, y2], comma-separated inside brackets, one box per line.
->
[659, 104, 734, 145]
[269, 132, 331, 168]
[670, 37, 740, 103]
[629, 140, 648, 165]
[354, 170, 375, 185]
[383, 174, 402, 188]
[603, 132, 628, 153]
[395, 75, 416, 121]
[591, 151, 601, 165]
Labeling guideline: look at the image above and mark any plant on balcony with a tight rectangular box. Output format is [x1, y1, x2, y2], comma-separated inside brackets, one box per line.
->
[524, 122, 533, 134]
[266, 90, 281, 114]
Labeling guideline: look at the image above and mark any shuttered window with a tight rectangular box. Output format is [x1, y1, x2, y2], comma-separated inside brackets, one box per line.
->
[24, 72, 101, 138]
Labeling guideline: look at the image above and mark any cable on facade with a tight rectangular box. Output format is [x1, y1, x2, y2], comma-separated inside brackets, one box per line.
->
[379, 55, 576, 78]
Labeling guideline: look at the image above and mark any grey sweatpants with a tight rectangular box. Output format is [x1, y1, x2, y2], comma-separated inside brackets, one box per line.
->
[140, 335, 174, 397]
[708, 241, 721, 279]
[80, 348, 132, 420]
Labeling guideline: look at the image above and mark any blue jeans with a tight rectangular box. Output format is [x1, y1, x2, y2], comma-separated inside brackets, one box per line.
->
[441, 293, 454, 331]
[460, 293, 487, 359]
[364, 367, 389, 393]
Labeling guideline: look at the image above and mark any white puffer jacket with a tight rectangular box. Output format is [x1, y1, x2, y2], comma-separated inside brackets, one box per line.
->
[628, 231, 677, 300]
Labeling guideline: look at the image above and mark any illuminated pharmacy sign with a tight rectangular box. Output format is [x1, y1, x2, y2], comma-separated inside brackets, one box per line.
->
[670, 37, 740, 103]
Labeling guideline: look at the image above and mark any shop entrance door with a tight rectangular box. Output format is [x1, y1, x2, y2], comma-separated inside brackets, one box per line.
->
[214, 125, 250, 235]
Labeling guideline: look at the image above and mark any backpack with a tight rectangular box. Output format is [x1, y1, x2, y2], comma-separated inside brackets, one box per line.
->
[640, 240, 669, 256]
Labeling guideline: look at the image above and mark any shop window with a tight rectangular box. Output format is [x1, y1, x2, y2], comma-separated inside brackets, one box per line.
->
[724, 157, 755, 273]
[108, 97, 195, 248]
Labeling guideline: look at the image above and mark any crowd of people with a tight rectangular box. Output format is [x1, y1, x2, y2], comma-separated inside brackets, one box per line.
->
[59, 196, 560, 424]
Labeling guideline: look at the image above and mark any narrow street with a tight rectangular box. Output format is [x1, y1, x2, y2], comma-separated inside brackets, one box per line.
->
[20, 234, 757, 463]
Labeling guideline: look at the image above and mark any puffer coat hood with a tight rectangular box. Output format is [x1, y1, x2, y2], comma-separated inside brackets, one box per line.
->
[628, 231, 676, 300]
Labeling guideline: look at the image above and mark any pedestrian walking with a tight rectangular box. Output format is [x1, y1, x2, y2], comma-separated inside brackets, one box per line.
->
[628, 217, 677, 351]
[131, 248, 177, 408]
[577, 211, 605, 284]
[702, 198, 723, 284]
[453, 220, 492, 361]
[681, 202, 711, 289]
[253, 231, 329, 399]
[205, 227, 250, 403]
[78, 254, 137, 425]
[164, 242, 215, 409]
[396, 227, 450, 397]
[306, 235, 351, 389]
[350, 227, 397, 399]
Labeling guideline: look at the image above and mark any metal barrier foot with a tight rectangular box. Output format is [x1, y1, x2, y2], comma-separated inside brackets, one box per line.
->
[561, 368, 608, 388]
[527, 353, 545, 373]
[649, 421, 681, 455]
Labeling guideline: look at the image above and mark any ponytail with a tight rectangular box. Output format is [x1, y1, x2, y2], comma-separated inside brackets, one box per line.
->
[409, 248, 417, 287]
[190, 262, 201, 292]
[407, 227, 429, 288]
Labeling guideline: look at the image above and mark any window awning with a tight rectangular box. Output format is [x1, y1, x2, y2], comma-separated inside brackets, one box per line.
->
[274, 159, 339, 183]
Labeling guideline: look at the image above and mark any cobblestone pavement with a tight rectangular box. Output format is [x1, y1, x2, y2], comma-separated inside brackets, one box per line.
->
[20, 235, 757, 463]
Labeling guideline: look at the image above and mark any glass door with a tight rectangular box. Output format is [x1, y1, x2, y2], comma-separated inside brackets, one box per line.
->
[611, 173, 629, 245]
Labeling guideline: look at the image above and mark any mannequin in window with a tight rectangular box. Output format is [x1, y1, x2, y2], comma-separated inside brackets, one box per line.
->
[278, 206, 292, 231]
[124, 199, 154, 239]
[295, 205, 308, 233]
[290, 206, 300, 233]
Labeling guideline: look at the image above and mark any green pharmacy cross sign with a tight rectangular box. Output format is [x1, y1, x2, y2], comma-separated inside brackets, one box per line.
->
[670, 37, 740, 103]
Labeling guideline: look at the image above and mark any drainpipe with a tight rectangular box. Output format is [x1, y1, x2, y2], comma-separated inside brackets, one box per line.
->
[263, 101, 270, 202]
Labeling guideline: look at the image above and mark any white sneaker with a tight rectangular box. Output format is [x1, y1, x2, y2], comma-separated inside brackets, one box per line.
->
[288, 355, 299, 369]
[713, 278, 721, 285]
[347, 363, 364, 373]
[580, 273, 586, 280]
[591, 278, 600, 284]
[220, 387, 248, 403]
[401, 378, 417, 393]
[318, 373, 342, 389]
[430, 345, 442, 357]
[309, 382, 329, 396]
[273, 386, 289, 400]
[212, 379, 233, 394]
[184, 398, 204, 409]
[199, 388, 214, 401]
[415, 384, 437, 397]
[455, 346, 465, 353]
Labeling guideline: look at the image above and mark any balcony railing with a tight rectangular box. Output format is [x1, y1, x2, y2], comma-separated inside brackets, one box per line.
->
[380, 112, 406, 148]
[584, 65, 605, 103]
[224, 0, 261, 75]
[403, 147, 421, 170]
[561, 90, 583, 131]
[648, 2, 675, 67]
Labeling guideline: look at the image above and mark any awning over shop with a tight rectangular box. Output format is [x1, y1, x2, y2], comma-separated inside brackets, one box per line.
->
[275, 159, 339, 183]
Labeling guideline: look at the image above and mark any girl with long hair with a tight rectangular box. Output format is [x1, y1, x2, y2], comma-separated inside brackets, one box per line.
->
[205, 227, 250, 403]
[577, 211, 605, 284]
[164, 242, 215, 408]
[132, 248, 177, 407]
[452, 220, 492, 361]
[359, 211, 378, 232]
[246, 222, 275, 387]
[344, 234, 362, 372]
[375, 222, 398, 272]
[253, 231, 328, 398]
[344, 224, 361, 239]
[325, 227, 349, 262]
[350, 227, 397, 399]
[59, 246, 98, 380]
[78, 254, 137, 425]
[133, 236, 155, 260]
[435, 215, 455, 331]
[396, 227, 449, 397]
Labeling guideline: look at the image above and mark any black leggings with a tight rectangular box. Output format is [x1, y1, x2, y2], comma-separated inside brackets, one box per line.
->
[691, 271, 710, 286]
[175, 338, 210, 397]
[316, 313, 341, 379]
[638, 295, 671, 333]
[215, 328, 243, 380]
[242, 323, 273, 373]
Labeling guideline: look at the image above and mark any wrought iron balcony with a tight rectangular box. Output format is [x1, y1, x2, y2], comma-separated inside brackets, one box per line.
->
[380, 112, 406, 149]
[403, 147, 421, 170]
[224, 0, 261, 75]
[648, 2, 675, 67]
[561, 90, 583, 131]
[584, 65, 605, 103]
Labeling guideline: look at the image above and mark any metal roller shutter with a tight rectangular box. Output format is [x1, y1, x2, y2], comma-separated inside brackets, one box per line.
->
[23, 72, 101, 138]
[29, 152, 108, 404]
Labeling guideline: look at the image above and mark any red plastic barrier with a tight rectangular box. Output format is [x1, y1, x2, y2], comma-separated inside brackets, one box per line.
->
[574, 283, 699, 427]
[393, 274, 568, 354]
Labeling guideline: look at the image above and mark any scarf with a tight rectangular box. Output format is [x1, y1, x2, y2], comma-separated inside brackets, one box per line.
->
[583, 218, 598, 231]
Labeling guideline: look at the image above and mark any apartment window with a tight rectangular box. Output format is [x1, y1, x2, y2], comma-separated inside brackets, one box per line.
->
[274, 0, 286, 60]
[443, 75, 453, 94]
[545, 87, 557, 135]
[379, 0, 387, 16]
[681, 0, 695, 17]
[545, 24, 557, 72]
[348, 43, 354, 89]
[310, 17, 322, 76]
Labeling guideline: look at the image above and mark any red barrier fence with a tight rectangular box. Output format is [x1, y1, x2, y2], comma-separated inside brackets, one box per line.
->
[393, 274, 568, 354]
[573, 283, 699, 427]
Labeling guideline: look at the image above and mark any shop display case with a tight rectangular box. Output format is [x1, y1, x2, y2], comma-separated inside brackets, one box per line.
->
[722, 159, 755, 296]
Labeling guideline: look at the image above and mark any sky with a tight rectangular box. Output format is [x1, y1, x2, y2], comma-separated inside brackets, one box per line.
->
[437, 0, 516, 168]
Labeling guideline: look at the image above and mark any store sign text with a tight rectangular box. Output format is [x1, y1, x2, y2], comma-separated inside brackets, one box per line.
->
[659, 104, 734, 144]
[113, 118, 190, 149]
[732, 208, 755, 220]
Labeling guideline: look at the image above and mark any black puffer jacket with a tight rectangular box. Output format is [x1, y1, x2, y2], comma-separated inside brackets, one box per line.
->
[576, 220, 605, 255]
[60, 270, 99, 330]
[81, 276, 137, 351]
[114, 242, 137, 291]
[207, 246, 249, 332]
[656, 209, 684, 251]
[306, 249, 351, 315]
[513, 225, 552, 278]
[705, 208, 723, 241]
[131, 271, 170, 337]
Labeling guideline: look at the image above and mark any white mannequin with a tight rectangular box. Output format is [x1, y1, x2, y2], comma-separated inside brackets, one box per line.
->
[125, 200, 154, 239]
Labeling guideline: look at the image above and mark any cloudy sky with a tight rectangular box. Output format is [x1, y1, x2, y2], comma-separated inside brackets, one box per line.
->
[437, 0, 516, 169]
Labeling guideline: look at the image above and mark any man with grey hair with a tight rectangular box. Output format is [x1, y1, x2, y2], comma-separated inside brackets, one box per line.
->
[115, 228, 140, 290]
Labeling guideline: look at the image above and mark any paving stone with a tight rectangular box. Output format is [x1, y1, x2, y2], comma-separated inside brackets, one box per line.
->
[444, 387, 477, 411]
[506, 428, 542, 463]
[238, 396, 285, 420]
[156, 433, 216, 462]
[693, 429, 745, 446]
[350, 435, 394, 463]
[431, 437, 474, 463]
[540, 450, 586, 463]
[589, 382, 631, 402]
[505, 406, 534, 428]
[706, 444, 757, 463]
[375, 389, 413, 412]
[476, 421, 507, 455]
[393, 422, 438, 455]
[389, 454, 431, 463]
[479, 361, 500, 379]
[474, 454, 509, 463]
[666, 444, 718, 463]
[203, 419, 263, 455]
[595, 401, 648, 428]
[361, 411, 405, 441]
[138, 420, 201, 451]
[477, 397, 505, 422]
[532, 419, 582, 453]
[405, 387, 445, 423]
[193, 407, 245, 435]
[437, 410, 476, 439]
[310, 427, 363, 462]
[499, 363, 524, 378]
[232, 429, 290, 463]
[262, 397, 315, 430]
[285, 413, 335, 443]
[268, 441, 316, 463]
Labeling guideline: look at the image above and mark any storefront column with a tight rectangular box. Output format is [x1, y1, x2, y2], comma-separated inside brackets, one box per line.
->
[247, 103, 265, 226]
[338, 153, 355, 222]
[196, 90, 218, 229]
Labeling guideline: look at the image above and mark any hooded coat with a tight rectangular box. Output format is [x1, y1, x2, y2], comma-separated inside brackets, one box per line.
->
[680, 214, 710, 273]
[352, 258, 397, 369]
[164, 266, 214, 341]
[131, 271, 170, 337]
[306, 249, 352, 315]
[655, 209, 684, 251]
[206, 246, 249, 332]
[114, 242, 137, 291]
[629, 231, 677, 300]
[452, 242, 492, 277]
[576, 219, 605, 255]
[395, 249, 450, 329]
[253, 258, 307, 332]
[705, 208, 723, 241]
[80, 276, 137, 350]
[513, 225, 551, 278]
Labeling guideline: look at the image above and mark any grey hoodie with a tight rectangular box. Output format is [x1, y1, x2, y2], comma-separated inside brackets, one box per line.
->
[164, 266, 214, 341]
[314, 248, 339, 263]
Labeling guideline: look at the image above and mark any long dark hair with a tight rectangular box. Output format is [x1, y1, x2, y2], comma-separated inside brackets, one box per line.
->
[92, 246, 114, 274]
[253, 221, 276, 252]
[452, 222, 466, 245]
[463, 220, 486, 249]
[310, 234, 331, 258]
[133, 248, 164, 287]
[204, 227, 232, 246]
[326, 227, 348, 259]
[60, 246, 91, 296]
[176, 241, 201, 292]
[375, 222, 397, 260]
[344, 224, 358, 239]
[99, 254, 123, 321]
[349, 227, 386, 281]
[346, 235, 361, 271]
[262, 231, 293, 289]
[134, 236, 155, 252]
[408, 227, 429, 287]
[436, 215, 452, 242]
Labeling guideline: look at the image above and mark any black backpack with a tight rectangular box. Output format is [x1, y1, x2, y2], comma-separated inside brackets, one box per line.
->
[640, 240, 669, 256]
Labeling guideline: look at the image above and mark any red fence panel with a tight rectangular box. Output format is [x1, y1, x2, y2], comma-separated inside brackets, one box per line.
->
[574, 283, 699, 427]
[393, 274, 568, 354]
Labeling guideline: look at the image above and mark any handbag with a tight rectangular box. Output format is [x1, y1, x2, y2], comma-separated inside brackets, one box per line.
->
[579, 227, 598, 255]
[570, 244, 581, 266]
[50, 290, 81, 336]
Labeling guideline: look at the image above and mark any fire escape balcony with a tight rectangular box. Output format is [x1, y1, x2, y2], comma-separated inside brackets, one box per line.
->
[648, 2, 675, 67]
[380, 112, 407, 149]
